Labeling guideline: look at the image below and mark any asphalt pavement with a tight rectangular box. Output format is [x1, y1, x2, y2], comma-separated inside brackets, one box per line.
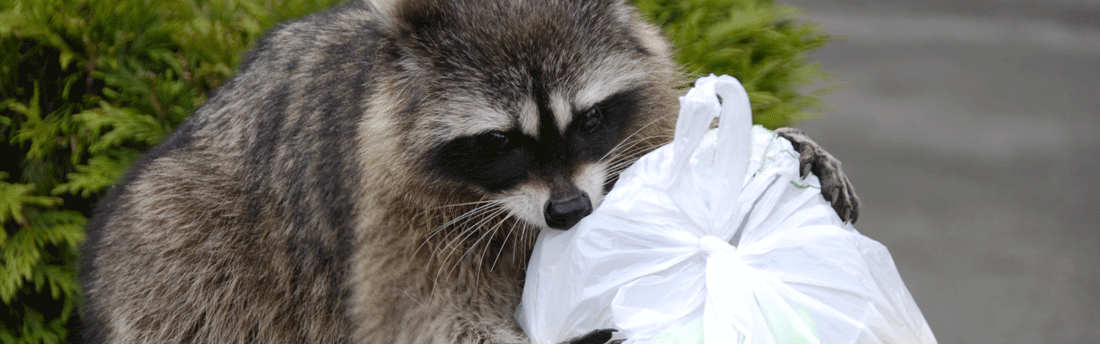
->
[777, 1, 1100, 342]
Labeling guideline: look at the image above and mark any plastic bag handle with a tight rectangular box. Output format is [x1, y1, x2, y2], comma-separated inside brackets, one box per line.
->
[668, 75, 754, 236]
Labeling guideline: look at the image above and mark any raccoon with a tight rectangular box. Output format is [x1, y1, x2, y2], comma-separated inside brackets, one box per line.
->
[79, 0, 858, 343]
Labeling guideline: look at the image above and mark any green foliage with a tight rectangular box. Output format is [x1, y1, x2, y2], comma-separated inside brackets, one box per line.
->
[0, 0, 833, 342]
[635, 0, 837, 128]
[0, 0, 344, 342]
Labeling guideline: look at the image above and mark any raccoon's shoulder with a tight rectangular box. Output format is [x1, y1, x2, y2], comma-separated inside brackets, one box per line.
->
[171, 0, 402, 160]
[85, 0, 395, 223]
[194, 0, 389, 119]
[235, 1, 388, 78]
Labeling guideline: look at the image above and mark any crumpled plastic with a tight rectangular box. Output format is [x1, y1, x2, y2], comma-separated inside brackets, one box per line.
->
[516, 75, 937, 344]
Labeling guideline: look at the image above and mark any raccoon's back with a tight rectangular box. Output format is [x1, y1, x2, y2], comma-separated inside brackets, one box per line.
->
[78, 2, 387, 342]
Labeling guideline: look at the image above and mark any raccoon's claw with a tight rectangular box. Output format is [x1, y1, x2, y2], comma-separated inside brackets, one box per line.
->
[774, 127, 861, 224]
[564, 329, 619, 344]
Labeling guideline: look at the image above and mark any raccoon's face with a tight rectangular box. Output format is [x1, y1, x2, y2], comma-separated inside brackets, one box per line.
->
[387, 0, 675, 230]
[426, 78, 649, 230]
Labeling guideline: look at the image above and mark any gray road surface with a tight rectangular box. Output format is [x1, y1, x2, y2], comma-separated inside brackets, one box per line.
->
[778, 0, 1100, 343]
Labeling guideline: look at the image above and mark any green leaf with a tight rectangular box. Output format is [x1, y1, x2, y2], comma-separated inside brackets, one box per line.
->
[76, 101, 172, 153]
[58, 49, 75, 70]
[0, 175, 62, 228]
[27, 210, 87, 250]
[53, 149, 140, 197]
[0, 209, 84, 305]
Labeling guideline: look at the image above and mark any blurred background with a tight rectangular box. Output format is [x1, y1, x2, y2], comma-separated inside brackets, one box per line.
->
[779, 0, 1100, 342]
[2, 0, 1096, 342]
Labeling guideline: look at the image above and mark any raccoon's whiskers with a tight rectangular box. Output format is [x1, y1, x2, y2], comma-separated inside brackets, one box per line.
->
[444, 206, 499, 246]
[606, 158, 640, 176]
[606, 134, 673, 164]
[426, 204, 498, 302]
[431, 199, 497, 209]
[471, 215, 512, 288]
[433, 207, 502, 294]
[448, 208, 508, 278]
[597, 112, 675, 164]
[606, 139, 666, 171]
[418, 200, 503, 302]
[489, 218, 520, 273]
[522, 222, 537, 265]
[599, 135, 673, 181]
[434, 206, 508, 285]
[436, 208, 500, 273]
[413, 200, 502, 266]
[424, 201, 501, 246]
[509, 220, 532, 268]
[443, 206, 507, 252]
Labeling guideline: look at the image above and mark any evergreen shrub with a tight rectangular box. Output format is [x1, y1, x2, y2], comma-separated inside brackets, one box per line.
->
[634, 0, 835, 128]
[0, 0, 833, 342]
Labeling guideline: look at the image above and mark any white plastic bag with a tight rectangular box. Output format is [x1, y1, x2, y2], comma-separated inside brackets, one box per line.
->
[516, 75, 936, 344]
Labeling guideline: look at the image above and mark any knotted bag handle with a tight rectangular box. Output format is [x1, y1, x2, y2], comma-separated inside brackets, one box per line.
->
[666, 76, 824, 344]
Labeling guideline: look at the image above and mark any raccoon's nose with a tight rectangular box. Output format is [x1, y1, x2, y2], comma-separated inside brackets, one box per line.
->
[544, 192, 592, 230]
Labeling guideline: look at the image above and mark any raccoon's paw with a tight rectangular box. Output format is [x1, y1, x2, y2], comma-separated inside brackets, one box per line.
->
[774, 127, 861, 224]
[563, 329, 623, 344]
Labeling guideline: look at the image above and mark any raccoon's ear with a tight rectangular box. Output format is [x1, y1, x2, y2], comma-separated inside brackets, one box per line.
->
[617, 2, 674, 60]
[382, 0, 447, 35]
[366, 0, 399, 15]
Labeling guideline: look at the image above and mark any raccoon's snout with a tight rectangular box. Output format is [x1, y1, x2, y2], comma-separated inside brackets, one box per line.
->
[544, 191, 592, 230]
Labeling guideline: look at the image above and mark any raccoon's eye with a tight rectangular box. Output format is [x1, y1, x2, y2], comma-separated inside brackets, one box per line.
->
[578, 108, 603, 134]
[476, 131, 514, 154]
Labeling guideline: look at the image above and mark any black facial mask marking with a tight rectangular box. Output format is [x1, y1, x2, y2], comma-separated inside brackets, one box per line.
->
[430, 87, 645, 194]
